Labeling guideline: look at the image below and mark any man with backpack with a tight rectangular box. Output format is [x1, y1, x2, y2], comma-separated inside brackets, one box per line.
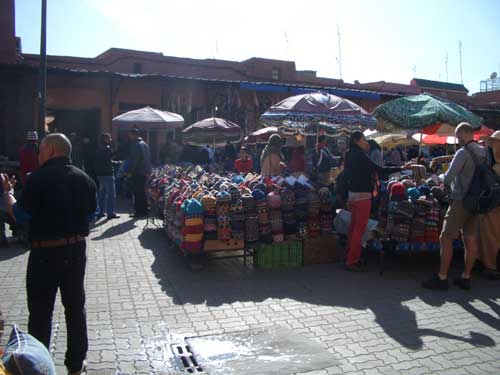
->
[422, 123, 486, 291]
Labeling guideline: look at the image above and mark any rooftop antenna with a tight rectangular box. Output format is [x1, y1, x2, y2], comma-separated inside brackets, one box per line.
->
[284, 32, 289, 61]
[215, 39, 219, 59]
[458, 40, 463, 84]
[412, 65, 417, 75]
[445, 52, 449, 82]
[337, 23, 343, 80]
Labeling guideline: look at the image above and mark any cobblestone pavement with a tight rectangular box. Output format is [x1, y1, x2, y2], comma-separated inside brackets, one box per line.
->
[1, 209, 500, 375]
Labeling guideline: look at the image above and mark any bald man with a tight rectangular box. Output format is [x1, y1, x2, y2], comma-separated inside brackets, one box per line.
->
[1, 133, 97, 375]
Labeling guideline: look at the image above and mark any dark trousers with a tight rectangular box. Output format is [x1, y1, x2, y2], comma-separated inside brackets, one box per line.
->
[131, 173, 148, 215]
[27, 242, 88, 373]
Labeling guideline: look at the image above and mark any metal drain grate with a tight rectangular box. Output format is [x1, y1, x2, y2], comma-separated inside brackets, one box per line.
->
[171, 344, 207, 374]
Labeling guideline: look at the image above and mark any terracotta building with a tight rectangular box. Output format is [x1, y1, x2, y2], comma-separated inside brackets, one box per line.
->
[0, 0, 411, 160]
[1, 0, 499, 161]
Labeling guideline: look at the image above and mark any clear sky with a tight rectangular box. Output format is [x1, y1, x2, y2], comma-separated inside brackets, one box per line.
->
[15, 0, 500, 94]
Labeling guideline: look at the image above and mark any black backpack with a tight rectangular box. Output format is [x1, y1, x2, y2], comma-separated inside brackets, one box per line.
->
[463, 145, 500, 214]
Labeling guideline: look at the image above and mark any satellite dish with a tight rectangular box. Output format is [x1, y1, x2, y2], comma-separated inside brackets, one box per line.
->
[491, 72, 498, 79]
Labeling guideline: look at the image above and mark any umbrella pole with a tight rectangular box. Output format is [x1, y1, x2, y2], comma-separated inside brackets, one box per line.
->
[315, 122, 319, 149]
[418, 132, 423, 155]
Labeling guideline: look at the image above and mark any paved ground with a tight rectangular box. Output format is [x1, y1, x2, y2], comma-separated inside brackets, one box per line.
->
[1, 205, 500, 375]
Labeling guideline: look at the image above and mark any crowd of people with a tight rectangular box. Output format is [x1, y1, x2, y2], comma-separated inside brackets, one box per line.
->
[1, 121, 500, 374]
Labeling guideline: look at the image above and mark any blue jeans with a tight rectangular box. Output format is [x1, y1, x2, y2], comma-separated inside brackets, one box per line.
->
[97, 175, 116, 216]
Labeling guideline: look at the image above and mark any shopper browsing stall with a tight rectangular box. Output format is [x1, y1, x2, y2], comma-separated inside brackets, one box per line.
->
[422, 123, 487, 290]
[343, 131, 408, 272]
[235, 147, 254, 174]
[261, 134, 286, 176]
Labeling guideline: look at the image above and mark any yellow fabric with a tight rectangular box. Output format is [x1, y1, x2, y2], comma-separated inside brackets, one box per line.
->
[185, 218, 203, 226]
[0, 363, 12, 375]
[184, 233, 203, 242]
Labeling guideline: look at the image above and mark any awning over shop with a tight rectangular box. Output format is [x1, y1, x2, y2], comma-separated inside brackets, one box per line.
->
[240, 83, 380, 100]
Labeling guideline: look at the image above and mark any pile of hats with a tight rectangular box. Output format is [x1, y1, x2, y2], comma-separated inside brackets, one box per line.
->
[281, 188, 297, 237]
[386, 200, 412, 243]
[268, 191, 284, 243]
[229, 187, 245, 240]
[307, 190, 321, 238]
[410, 200, 427, 243]
[201, 194, 217, 241]
[294, 186, 309, 239]
[216, 191, 232, 241]
[253, 189, 272, 243]
[318, 187, 333, 235]
[242, 193, 259, 242]
[173, 196, 185, 245]
[181, 198, 204, 253]
[424, 200, 441, 243]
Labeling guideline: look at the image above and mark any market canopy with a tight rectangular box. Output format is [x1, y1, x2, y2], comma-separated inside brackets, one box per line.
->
[182, 117, 242, 146]
[244, 127, 279, 144]
[372, 94, 482, 131]
[366, 131, 418, 148]
[112, 106, 184, 130]
[260, 92, 376, 137]
[411, 124, 493, 145]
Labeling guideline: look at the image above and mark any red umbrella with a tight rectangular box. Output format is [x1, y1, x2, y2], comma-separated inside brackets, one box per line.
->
[412, 123, 493, 145]
[474, 125, 494, 141]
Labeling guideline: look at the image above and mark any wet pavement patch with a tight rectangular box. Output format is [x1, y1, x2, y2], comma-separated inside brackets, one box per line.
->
[176, 326, 338, 375]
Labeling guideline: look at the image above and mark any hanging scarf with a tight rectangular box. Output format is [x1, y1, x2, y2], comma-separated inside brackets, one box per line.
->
[260, 134, 284, 164]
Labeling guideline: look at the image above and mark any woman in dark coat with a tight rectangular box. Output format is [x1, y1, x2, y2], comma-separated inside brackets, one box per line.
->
[343, 131, 410, 271]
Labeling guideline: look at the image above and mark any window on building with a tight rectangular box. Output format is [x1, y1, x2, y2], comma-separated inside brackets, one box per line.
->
[272, 68, 280, 80]
[133, 63, 143, 74]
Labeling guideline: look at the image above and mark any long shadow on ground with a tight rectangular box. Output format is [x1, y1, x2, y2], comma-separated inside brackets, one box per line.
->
[138, 228, 499, 351]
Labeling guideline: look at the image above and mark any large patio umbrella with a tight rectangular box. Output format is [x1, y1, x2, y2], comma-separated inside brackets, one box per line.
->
[244, 127, 279, 145]
[372, 94, 482, 132]
[412, 124, 494, 145]
[112, 106, 184, 130]
[260, 92, 376, 137]
[182, 117, 241, 147]
[366, 131, 418, 148]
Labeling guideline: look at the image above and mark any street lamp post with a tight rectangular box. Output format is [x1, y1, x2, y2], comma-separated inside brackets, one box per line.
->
[37, 0, 47, 137]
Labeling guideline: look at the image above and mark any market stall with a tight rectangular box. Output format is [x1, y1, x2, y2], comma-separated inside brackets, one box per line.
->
[261, 91, 376, 138]
[148, 164, 343, 269]
[372, 93, 482, 132]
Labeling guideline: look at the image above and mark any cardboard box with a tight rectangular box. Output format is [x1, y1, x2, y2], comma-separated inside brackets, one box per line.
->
[303, 234, 342, 265]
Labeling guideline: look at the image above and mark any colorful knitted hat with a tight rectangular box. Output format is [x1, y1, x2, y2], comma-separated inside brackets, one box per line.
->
[389, 182, 406, 201]
[181, 199, 203, 215]
[252, 189, 266, 202]
[216, 191, 232, 203]
[228, 186, 241, 201]
[267, 191, 282, 210]
[407, 187, 421, 201]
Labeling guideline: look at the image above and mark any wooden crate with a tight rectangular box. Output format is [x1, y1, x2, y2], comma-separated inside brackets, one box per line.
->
[303, 234, 342, 265]
[203, 239, 245, 252]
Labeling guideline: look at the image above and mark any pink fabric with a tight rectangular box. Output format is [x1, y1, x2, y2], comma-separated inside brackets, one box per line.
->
[346, 199, 372, 266]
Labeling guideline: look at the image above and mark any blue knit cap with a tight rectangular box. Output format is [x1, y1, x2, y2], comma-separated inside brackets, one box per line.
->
[418, 185, 431, 198]
[252, 189, 266, 201]
[232, 175, 245, 185]
[407, 187, 421, 201]
[181, 199, 203, 215]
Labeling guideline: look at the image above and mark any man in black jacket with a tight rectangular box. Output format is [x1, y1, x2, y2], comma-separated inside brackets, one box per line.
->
[95, 133, 120, 220]
[1, 133, 97, 375]
[127, 129, 151, 218]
